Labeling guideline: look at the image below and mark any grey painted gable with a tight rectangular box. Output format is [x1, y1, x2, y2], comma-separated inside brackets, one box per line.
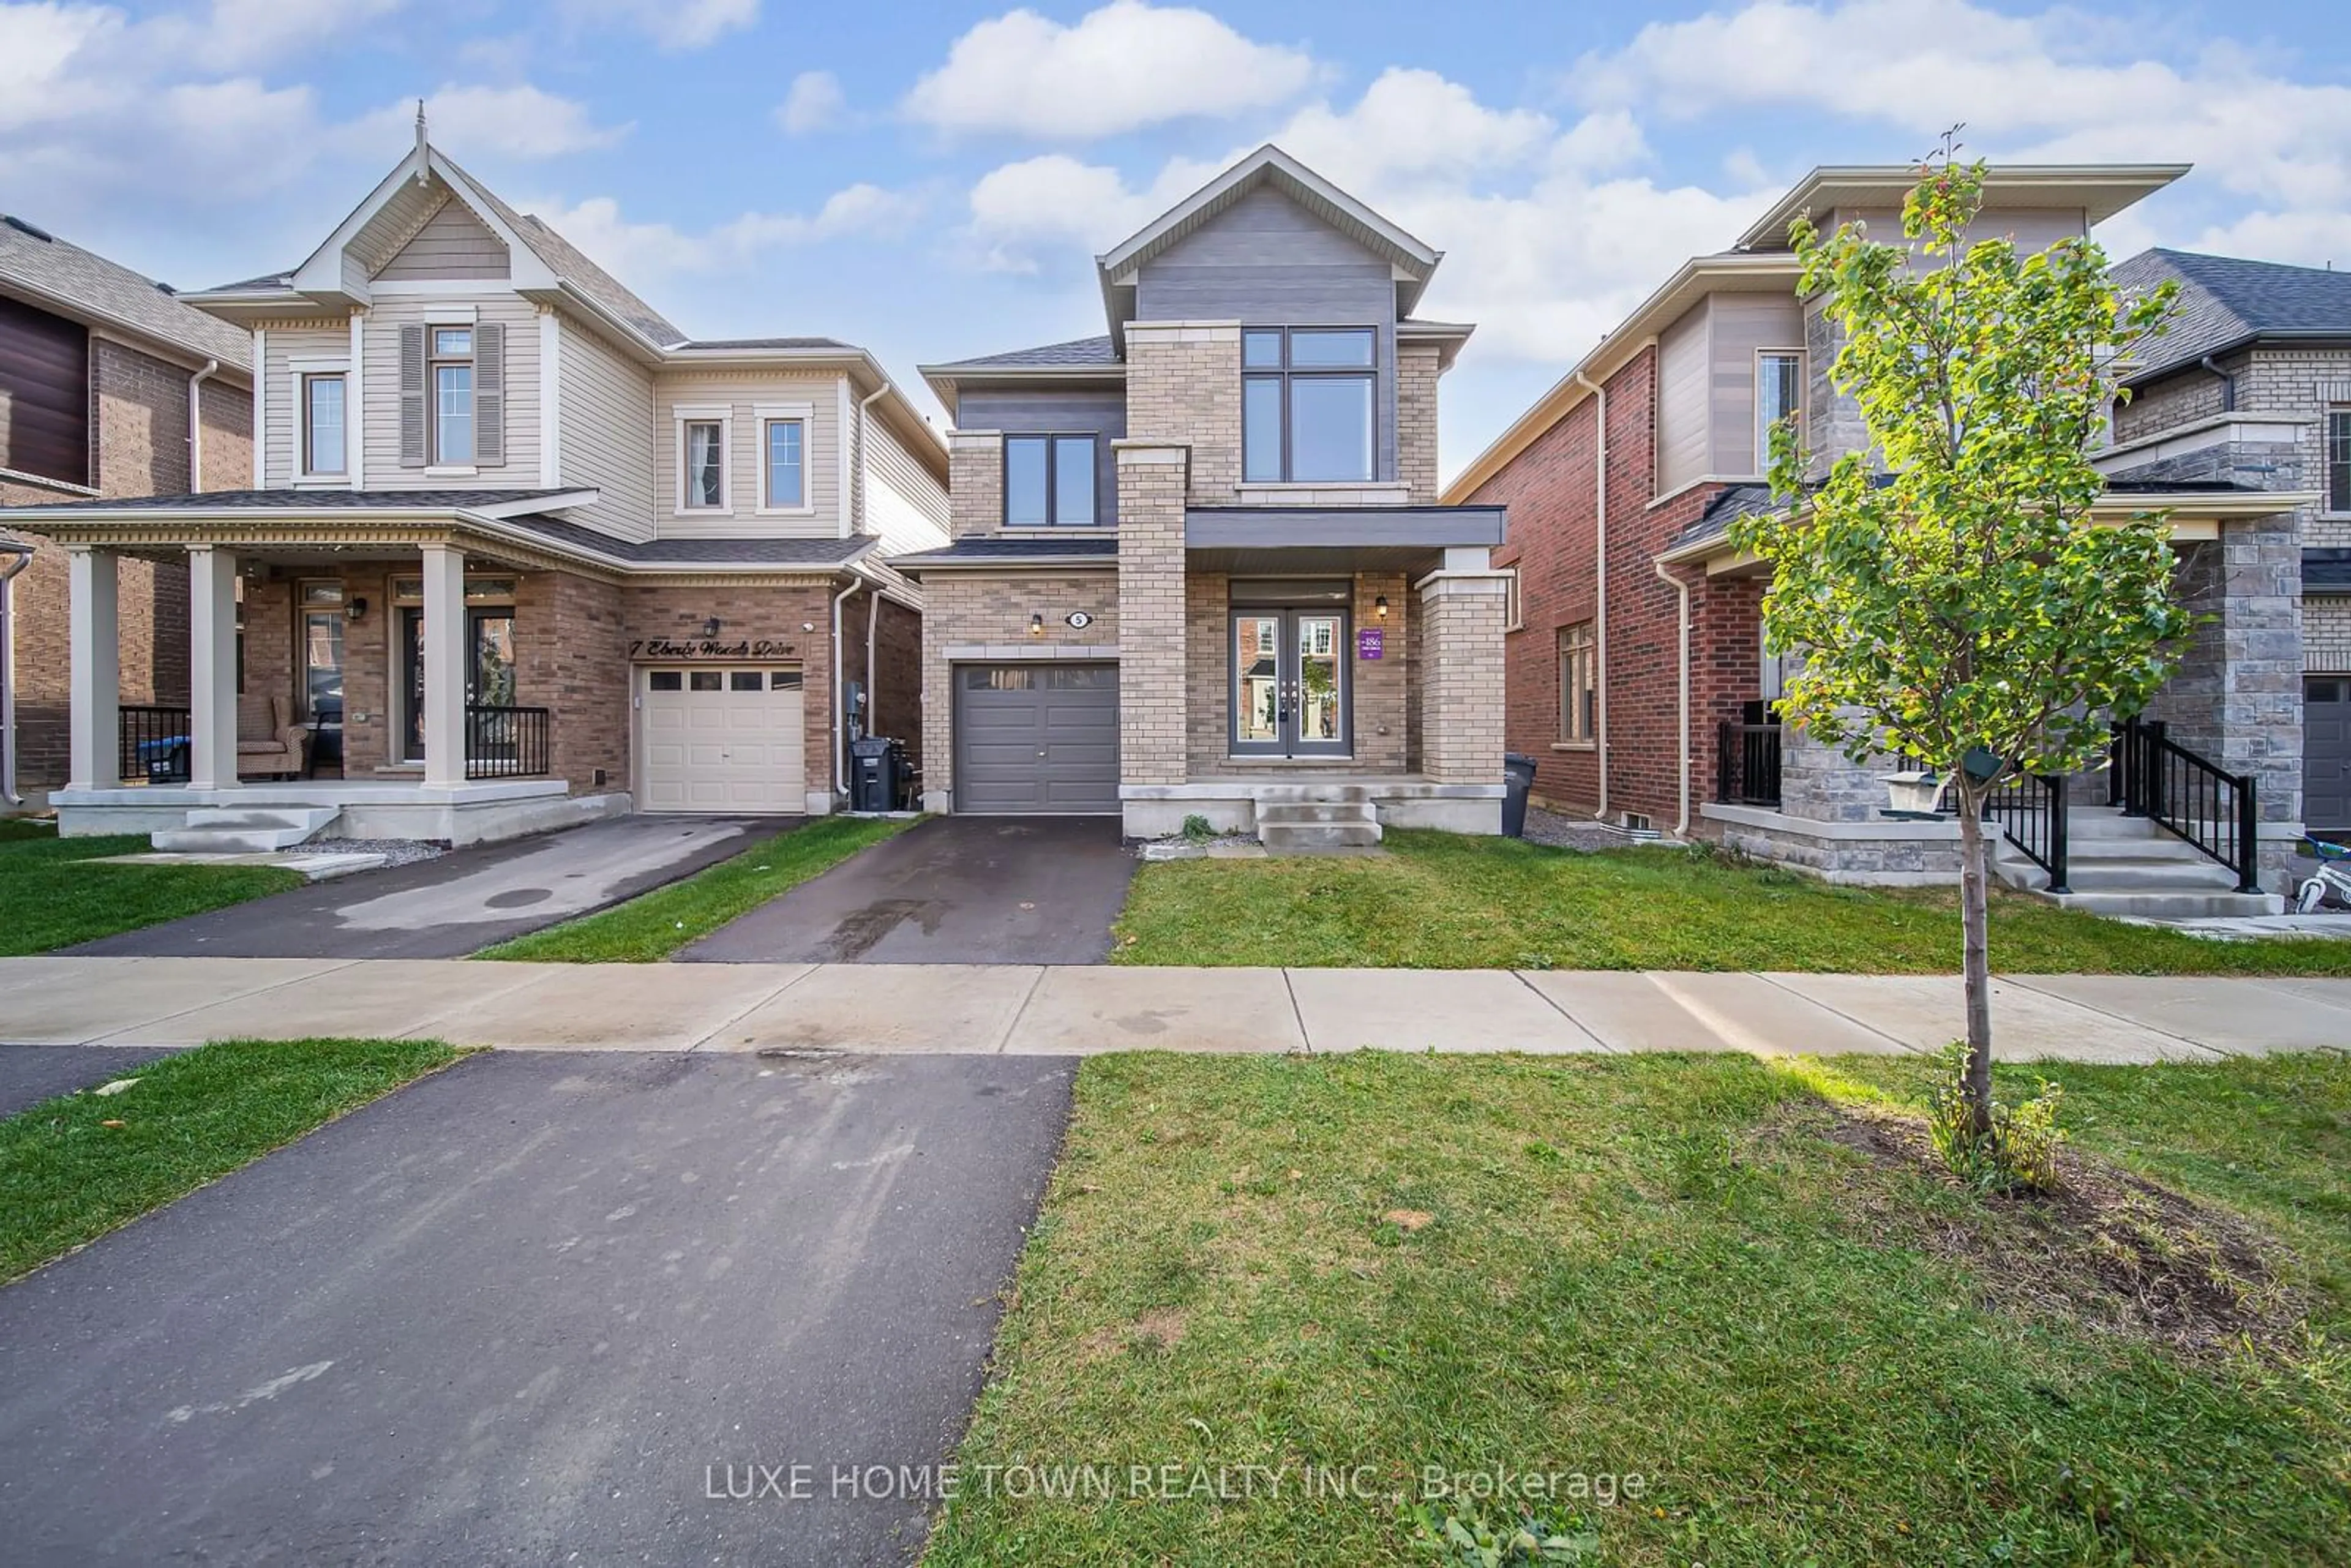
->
[958, 387, 1127, 527]
[1135, 184, 1399, 484]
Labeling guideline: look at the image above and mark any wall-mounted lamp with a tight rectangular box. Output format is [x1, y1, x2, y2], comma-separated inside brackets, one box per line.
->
[345, 596, 367, 623]
[1028, 613, 1045, 637]
[1374, 595, 1390, 620]
[702, 617, 722, 637]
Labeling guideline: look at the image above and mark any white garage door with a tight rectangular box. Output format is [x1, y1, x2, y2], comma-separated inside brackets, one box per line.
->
[639, 666, 807, 814]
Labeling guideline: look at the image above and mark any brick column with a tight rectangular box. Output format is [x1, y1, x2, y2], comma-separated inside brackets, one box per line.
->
[1415, 557, 1509, 785]
[1116, 441, 1190, 787]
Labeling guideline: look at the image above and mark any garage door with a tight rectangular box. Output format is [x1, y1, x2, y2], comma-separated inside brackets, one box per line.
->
[2310, 675, 2350, 835]
[954, 663, 1119, 814]
[640, 666, 806, 813]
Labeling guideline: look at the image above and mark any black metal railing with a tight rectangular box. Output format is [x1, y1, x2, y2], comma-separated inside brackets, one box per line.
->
[1983, 770, 2071, 893]
[1715, 721, 1783, 807]
[465, 704, 550, 780]
[118, 704, 191, 784]
[2110, 716, 2261, 893]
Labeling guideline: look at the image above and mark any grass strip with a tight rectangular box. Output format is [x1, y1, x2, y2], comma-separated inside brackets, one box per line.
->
[0, 820, 303, 956]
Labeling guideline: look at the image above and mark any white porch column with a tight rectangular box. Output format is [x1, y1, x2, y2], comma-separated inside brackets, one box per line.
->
[65, 546, 119, 790]
[187, 546, 241, 790]
[420, 542, 468, 787]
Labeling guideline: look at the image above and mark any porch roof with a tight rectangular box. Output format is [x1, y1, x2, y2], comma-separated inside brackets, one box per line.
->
[892, 536, 1119, 573]
[1183, 505, 1502, 574]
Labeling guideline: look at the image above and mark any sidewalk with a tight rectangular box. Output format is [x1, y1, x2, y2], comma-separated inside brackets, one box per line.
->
[3, 957, 2347, 1062]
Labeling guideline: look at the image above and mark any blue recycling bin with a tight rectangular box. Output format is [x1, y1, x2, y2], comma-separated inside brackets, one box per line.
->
[138, 735, 190, 784]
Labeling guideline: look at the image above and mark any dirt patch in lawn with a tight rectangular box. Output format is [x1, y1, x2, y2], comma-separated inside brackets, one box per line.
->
[1783, 1102, 2309, 1361]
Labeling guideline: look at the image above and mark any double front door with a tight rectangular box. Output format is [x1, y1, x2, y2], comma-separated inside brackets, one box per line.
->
[1233, 607, 1349, 757]
[399, 607, 516, 760]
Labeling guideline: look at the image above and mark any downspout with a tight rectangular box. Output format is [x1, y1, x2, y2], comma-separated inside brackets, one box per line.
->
[830, 577, 860, 797]
[2199, 355, 2236, 413]
[838, 383, 890, 789]
[1652, 557, 1692, 838]
[0, 536, 34, 807]
[1571, 369, 1609, 821]
[865, 586, 881, 738]
[186, 359, 219, 489]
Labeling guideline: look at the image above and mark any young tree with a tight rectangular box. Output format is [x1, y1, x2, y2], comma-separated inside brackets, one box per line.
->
[1730, 140, 2188, 1147]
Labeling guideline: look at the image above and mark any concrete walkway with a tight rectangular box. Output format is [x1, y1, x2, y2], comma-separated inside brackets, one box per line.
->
[3, 957, 2345, 1062]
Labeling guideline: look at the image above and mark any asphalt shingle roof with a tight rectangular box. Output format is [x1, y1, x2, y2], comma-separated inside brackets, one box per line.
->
[929, 336, 1120, 371]
[2113, 249, 2351, 384]
[674, 337, 851, 352]
[0, 214, 253, 369]
[0, 488, 580, 515]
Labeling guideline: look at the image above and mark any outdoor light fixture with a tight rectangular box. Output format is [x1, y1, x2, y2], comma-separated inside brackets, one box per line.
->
[1029, 613, 1045, 636]
[702, 617, 722, 637]
[345, 596, 367, 623]
[1374, 595, 1389, 619]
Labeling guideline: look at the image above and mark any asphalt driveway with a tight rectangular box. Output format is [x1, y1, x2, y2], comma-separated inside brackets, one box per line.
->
[70, 815, 791, 960]
[0, 1047, 1073, 1566]
[678, 815, 1136, 966]
[0, 1044, 180, 1117]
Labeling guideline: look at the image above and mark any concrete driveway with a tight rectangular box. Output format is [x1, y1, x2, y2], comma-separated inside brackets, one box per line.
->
[0, 1048, 1073, 1566]
[70, 815, 792, 960]
[678, 815, 1136, 966]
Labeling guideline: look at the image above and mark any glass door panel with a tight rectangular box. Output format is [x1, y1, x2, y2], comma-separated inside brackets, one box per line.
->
[1294, 613, 1344, 749]
[1230, 606, 1350, 757]
[1235, 615, 1281, 748]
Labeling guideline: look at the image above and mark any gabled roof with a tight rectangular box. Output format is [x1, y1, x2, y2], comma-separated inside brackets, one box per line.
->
[1736, 163, 2190, 252]
[929, 336, 1120, 372]
[2112, 249, 2351, 384]
[0, 214, 252, 373]
[1095, 144, 1443, 343]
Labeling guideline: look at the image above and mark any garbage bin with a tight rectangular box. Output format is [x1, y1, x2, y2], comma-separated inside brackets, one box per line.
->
[1502, 752, 1537, 838]
[849, 735, 899, 813]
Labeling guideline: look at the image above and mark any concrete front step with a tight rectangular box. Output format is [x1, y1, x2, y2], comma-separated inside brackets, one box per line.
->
[1260, 819, 1384, 851]
[184, 805, 342, 832]
[152, 805, 343, 855]
[1256, 801, 1378, 828]
[2055, 858, 2243, 893]
[2049, 889, 2287, 919]
[1249, 784, 1375, 805]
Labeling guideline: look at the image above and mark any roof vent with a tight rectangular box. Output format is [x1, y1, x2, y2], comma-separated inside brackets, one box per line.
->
[154, 281, 176, 296]
[2, 215, 55, 242]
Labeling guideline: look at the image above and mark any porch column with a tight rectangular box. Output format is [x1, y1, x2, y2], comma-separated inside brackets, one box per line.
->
[419, 542, 468, 787]
[1415, 547, 1510, 786]
[186, 546, 241, 790]
[1114, 440, 1190, 787]
[65, 546, 119, 790]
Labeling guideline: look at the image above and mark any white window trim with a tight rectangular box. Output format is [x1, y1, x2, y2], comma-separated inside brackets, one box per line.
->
[674, 405, 733, 516]
[754, 402, 816, 517]
[427, 324, 479, 469]
[1502, 567, 1523, 632]
[290, 356, 350, 484]
[1755, 347, 1807, 473]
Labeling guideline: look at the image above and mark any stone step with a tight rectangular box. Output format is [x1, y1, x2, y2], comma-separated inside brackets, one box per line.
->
[1259, 819, 1384, 852]
[1256, 801, 1378, 828]
[183, 805, 342, 833]
[151, 825, 320, 853]
[1249, 784, 1374, 805]
[2058, 857, 2243, 893]
[2047, 889, 2286, 919]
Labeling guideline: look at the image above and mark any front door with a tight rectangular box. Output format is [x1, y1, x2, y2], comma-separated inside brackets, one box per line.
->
[400, 607, 517, 760]
[1232, 607, 1349, 757]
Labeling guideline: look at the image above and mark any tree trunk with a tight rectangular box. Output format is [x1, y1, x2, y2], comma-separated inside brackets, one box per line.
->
[1955, 791, 1995, 1137]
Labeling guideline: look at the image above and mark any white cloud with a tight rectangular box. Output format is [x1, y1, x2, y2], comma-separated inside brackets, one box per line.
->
[777, 69, 846, 135]
[350, 84, 630, 160]
[904, 0, 1318, 139]
[523, 183, 926, 288]
[178, 0, 401, 69]
[557, 0, 757, 51]
[1265, 68, 1556, 190]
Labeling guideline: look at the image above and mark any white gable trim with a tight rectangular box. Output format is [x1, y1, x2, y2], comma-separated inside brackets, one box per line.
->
[1095, 144, 1441, 282]
[288, 146, 559, 302]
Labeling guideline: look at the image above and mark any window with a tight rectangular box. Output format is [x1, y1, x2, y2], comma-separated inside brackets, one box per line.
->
[2329, 408, 2351, 513]
[763, 418, 806, 509]
[1757, 350, 1804, 472]
[1242, 327, 1376, 483]
[302, 373, 345, 476]
[689, 671, 722, 692]
[648, 670, 684, 692]
[298, 580, 344, 727]
[1003, 434, 1098, 526]
[770, 670, 804, 690]
[684, 421, 725, 510]
[730, 671, 763, 691]
[429, 327, 474, 465]
[1502, 568, 1523, 632]
[1558, 622, 1595, 743]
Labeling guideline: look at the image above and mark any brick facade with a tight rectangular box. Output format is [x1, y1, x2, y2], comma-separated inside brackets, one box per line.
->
[2311, 596, 2351, 672]
[4, 337, 253, 798]
[628, 582, 845, 803]
[1125, 326, 1242, 505]
[947, 431, 1005, 538]
[916, 569, 1117, 800]
[1116, 444, 1190, 786]
[1396, 342, 1442, 503]
[1416, 575, 1509, 782]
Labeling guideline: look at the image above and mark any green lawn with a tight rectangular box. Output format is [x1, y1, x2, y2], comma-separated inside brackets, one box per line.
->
[0, 819, 304, 956]
[924, 1050, 2351, 1566]
[473, 815, 915, 962]
[0, 1037, 463, 1283]
[1113, 830, 2351, 973]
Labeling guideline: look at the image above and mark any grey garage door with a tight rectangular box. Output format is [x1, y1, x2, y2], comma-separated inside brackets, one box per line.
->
[2310, 675, 2350, 834]
[955, 663, 1119, 814]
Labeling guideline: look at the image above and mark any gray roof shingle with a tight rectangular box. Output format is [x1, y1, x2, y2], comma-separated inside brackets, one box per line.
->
[675, 337, 851, 352]
[928, 336, 1120, 372]
[2113, 249, 2351, 384]
[0, 214, 253, 369]
[0, 488, 579, 515]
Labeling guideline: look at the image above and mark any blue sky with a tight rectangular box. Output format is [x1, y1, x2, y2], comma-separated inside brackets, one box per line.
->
[9, 0, 2351, 476]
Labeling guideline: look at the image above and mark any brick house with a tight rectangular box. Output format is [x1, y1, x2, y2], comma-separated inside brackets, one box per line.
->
[1448, 163, 2312, 913]
[898, 146, 1508, 844]
[0, 124, 947, 844]
[1, 214, 255, 811]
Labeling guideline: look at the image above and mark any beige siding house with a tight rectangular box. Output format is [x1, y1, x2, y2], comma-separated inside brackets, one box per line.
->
[0, 126, 947, 845]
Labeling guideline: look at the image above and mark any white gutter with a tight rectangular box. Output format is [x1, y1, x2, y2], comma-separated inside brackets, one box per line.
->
[186, 359, 219, 489]
[830, 578, 860, 795]
[0, 536, 34, 806]
[1572, 368, 1609, 821]
[1653, 556, 1692, 838]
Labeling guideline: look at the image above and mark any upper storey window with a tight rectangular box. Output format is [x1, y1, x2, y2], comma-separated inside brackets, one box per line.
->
[430, 328, 474, 465]
[1243, 328, 1375, 484]
[1005, 434, 1098, 526]
[1755, 350, 1804, 472]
